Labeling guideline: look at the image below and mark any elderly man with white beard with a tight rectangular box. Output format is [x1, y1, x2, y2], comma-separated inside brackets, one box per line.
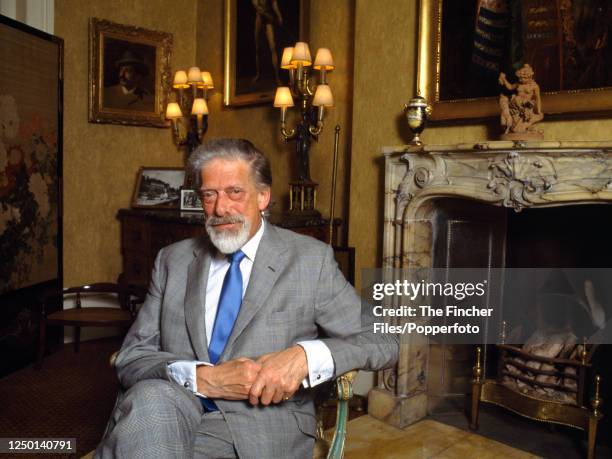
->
[95, 138, 398, 459]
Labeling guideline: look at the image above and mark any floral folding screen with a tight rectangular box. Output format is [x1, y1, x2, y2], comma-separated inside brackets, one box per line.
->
[0, 16, 63, 295]
[0, 15, 63, 375]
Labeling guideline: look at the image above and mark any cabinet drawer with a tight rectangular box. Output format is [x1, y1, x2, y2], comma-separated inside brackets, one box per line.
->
[122, 250, 151, 287]
[150, 223, 203, 255]
[121, 216, 150, 252]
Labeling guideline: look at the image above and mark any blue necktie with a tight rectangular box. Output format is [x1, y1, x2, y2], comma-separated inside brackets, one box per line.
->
[202, 250, 246, 412]
[209, 250, 246, 364]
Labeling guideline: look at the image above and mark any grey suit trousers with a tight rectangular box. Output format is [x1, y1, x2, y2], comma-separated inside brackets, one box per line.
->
[95, 380, 239, 459]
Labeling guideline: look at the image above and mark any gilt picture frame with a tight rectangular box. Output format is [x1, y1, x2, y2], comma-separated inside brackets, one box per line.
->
[89, 18, 173, 127]
[223, 0, 309, 107]
[417, 0, 612, 121]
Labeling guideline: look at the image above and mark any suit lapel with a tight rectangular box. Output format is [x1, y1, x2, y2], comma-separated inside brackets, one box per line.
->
[221, 224, 288, 360]
[184, 239, 212, 362]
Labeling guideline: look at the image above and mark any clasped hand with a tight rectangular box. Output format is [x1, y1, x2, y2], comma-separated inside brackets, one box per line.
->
[195, 345, 308, 405]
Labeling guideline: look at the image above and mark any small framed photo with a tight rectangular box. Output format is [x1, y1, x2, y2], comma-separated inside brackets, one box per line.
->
[180, 189, 204, 212]
[132, 167, 185, 209]
[89, 18, 173, 127]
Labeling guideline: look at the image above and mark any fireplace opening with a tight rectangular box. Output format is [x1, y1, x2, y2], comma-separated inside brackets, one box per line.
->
[506, 204, 612, 269]
[425, 198, 612, 457]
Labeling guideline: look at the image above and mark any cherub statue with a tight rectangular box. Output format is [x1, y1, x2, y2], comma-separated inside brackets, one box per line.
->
[498, 64, 544, 140]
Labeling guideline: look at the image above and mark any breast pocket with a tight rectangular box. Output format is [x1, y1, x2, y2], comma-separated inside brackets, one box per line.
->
[265, 310, 299, 325]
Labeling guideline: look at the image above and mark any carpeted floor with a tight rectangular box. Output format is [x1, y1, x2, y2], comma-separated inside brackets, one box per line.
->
[0, 337, 122, 458]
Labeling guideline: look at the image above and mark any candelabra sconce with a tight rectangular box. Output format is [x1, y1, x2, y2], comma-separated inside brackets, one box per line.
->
[274, 42, 334, 216]
[165, 67, 214, 156]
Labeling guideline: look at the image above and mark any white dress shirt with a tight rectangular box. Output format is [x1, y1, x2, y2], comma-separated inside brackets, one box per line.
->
[168, 220, 335, 397]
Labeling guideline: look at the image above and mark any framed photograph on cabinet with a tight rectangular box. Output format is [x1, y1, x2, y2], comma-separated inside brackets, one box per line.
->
[131, 167, 185, 209]
[89, 17, 173, 127]
[180, 189, 203, 212]
[223, 0, 309, 107]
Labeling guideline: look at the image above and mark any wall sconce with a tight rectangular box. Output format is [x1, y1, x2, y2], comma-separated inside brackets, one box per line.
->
[274, 42, 334, 215]
[165, 67, 213, 155]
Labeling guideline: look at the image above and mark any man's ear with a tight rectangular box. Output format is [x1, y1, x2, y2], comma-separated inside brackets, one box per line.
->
[257, 187, 271, 211]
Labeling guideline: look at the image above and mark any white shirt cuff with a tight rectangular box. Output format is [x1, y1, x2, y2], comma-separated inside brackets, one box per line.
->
[167, 360, 212, 398]
[297, 340, 335, 388]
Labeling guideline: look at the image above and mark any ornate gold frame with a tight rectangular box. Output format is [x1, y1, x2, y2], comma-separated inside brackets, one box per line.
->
[417, 0, 612, 121]
[89, 18, 172, 127]
[223, 0, 309, 107]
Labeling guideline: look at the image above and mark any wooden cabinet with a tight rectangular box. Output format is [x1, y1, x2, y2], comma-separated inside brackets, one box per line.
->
[118, 209, 339, 287]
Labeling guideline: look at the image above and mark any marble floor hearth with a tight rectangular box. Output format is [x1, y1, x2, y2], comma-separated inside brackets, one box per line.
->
[342, 416, 538, 459]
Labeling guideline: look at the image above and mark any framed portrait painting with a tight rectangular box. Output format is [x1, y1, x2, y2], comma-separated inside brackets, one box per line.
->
[132, 167, 185, 210]
[224, 0, 309, 107]
[89, 18, 173, 127]
[417, 0, 612, 121]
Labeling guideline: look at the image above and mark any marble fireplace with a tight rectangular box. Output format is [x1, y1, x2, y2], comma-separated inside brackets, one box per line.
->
[368, 141, 612, 428]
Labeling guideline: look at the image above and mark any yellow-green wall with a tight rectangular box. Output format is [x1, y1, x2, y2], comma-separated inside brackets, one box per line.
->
[56, 0, 612, 288]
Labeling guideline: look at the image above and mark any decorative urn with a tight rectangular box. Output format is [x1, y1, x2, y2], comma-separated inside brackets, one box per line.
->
[404, 95, 431, 145]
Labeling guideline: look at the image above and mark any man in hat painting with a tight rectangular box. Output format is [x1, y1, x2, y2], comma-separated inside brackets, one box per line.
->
[104, 49, 155, 111]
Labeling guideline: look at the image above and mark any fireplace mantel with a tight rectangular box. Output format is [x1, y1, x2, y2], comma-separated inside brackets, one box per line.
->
[369, 140, 612, 428]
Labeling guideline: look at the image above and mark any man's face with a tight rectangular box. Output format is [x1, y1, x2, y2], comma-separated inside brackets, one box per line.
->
[118, 64, 141, 90]
[200, 158, 270, 253]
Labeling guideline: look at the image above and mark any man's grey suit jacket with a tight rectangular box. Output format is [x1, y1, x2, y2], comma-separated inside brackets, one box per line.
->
[114, 223, 399, 458]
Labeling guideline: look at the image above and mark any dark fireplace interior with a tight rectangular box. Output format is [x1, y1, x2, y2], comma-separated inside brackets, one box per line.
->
[506, 204, 612, 268]
[427, 198, 612, 454]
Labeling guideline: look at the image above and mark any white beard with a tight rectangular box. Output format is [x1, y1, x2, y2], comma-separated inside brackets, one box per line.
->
[205, 215, 251, 254]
